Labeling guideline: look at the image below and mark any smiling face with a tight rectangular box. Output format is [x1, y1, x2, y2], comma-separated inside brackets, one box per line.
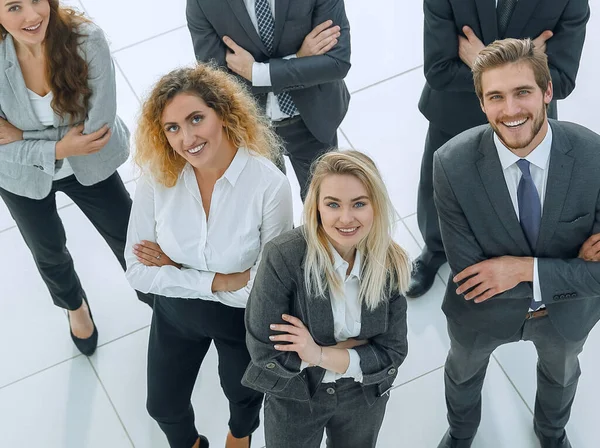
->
[480, 61, 552, 156]
[317, 174, 374, 257]
[0, 0, 50, 47]
[161, 92, 234, 170]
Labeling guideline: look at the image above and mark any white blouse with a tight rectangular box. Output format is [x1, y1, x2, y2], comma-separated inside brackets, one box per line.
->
[125, 148, 293, 308]
[27, 89, 74, 181]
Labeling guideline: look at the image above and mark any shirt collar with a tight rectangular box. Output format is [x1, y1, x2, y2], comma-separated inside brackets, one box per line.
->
[494, 122, 553, 171]
[181, 147, 250, 186]
[330, 243, 362, 280]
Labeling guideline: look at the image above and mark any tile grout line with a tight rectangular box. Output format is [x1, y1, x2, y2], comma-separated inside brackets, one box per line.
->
[86, 357, 136, 447]
[492, 353, 535, 416]
[349, 65, 424, 96]
[115, 59, 142, 104]
[392, 365, 445, 391]
[111, 25, 188, 54]
[0, 354, 82, 392]
[95, 324, 151, 350]
[338, 128, 355, 149]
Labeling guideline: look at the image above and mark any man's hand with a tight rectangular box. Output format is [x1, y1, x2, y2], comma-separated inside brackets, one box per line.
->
[297, 20, 340, 57]
[458, 26, 485, 69]
[223, 36, 255, 81]
[532, 30, 554, 54]
[454, 256, 534, 303]
[0, 118, 24, 145]
[578, 233, 600, 262]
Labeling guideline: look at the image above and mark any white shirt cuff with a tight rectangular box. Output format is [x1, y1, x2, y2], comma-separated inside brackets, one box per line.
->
[252, 62, 272, 87]
[299, 360, 310, 371]
[341, 349, 364, 382]
[533, 258, 542, 303]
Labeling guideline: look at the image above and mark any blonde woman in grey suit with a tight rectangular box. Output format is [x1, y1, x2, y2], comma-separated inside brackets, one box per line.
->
[0, 0, 151, 356]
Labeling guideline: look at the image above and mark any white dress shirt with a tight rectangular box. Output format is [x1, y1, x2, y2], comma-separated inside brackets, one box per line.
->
[27, 89, 74, 180]
[242, 0, 299, 121]
[125, 148, 293, 308]
[301, 247, 364, 383]
[494, 123, 553, 305]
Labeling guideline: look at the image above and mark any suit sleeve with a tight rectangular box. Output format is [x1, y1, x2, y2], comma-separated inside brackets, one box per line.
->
[269, 0, 351, 93]
[538, 189, 600, 301]
[544, 0, 589, 100]
[186, 0, 227, 66]
[422, 0, 475, 92]
[433, 151, 533, 299]
[353, 292, 408, 386]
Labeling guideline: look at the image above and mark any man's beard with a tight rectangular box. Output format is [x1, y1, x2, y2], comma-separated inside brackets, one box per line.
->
[491, 103, 546, 151]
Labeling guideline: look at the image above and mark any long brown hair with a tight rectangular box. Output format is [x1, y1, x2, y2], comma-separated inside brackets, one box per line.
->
[135, 63, 282, 187]
[1, 1, 92, 123]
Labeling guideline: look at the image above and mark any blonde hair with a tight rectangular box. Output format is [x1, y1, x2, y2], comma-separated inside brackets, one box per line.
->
[135, 63, 282, 186]
[302, 150, 411, 310]
[473, 38, 551, 102]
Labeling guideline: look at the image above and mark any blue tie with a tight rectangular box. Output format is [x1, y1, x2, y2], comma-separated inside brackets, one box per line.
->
[516, 159, 542, 310]
[254, 0, 298, 117]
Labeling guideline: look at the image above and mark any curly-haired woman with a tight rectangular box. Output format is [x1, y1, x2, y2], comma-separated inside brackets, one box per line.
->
[0, 0, 152, 357]
[125, 63, 293, 448]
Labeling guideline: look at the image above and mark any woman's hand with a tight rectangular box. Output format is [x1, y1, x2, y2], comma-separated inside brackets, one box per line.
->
[332, 338, 368, 350]
[270, 314, 322, 365]
[212, 270, 251, 292]
[55, 124, 111, 159]
[133, 240, 180, 268]
[0, 118, 24, 145]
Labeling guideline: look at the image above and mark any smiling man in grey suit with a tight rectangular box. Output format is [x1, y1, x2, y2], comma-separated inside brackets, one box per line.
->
[434, 38, 600, 448]
[408, 0, 590, 298]
[186, 0, 351, 200]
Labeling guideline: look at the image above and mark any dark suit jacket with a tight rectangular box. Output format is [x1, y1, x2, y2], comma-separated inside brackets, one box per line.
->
[242, 227, 407, 405]
[186, 0, 351, 143]
[433, 120, 600, 342]
[419, 0, 589, 135]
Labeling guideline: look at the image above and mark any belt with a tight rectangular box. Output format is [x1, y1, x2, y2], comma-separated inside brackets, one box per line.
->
[271, 115, 302, 128]
[525, 308, 548, 320]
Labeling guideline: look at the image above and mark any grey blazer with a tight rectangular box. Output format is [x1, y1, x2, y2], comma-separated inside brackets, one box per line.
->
[186, 0, 351, 144]
[242, 227, 407, 405]
[0, 22, 129, 199]
[419, 0, 589, 135]
[433, 120, 600, 342]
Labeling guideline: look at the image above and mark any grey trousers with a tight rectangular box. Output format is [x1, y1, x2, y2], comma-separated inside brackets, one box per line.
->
[445, 316, 586, 440]
[264, 378, 389, 448]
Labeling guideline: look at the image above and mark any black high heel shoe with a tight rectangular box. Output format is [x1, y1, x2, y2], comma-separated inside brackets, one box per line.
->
[67, 294, 98, 356]
[198, 434, 209, 447]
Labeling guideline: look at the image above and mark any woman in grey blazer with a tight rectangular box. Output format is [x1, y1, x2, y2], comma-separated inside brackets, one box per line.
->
[0, 0, 150, 356]
[244, 150, 412, 448]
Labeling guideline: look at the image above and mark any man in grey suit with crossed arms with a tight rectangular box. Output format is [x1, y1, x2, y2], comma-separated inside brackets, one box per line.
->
[434, 38, 600, 448]
[186, 0, 350, 200]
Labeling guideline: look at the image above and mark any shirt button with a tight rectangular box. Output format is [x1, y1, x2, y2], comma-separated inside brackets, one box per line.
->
[326, 387, 335, 395]
[388, 368, 396, 376]
[266, 362, 276, 369]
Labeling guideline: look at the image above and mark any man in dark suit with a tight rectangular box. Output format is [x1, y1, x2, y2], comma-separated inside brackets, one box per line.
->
[434, 38, 600, 448]
[408, 0, 590, 297]
[186, 0, 351, 200]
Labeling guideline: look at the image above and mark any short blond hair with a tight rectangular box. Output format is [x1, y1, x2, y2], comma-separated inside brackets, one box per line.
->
[135, 63, 282, 187]
[472, 38, 551, 101]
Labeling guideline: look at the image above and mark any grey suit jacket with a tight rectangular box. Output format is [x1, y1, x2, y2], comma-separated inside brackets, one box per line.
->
[419, 0, 589, 135]
[242, 227, 407, 405]
[0, 22, 129, 199]
[186, 0, 351, 144]
[433, 120, 600, 342]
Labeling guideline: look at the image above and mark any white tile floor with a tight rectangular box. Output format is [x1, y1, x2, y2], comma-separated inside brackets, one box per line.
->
[1, 1, 600, 447]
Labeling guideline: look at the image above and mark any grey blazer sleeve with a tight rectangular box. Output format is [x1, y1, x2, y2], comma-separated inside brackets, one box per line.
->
[269, 0, 351, 92]
[544, 0, 589, 100]
[245, 241, 302, 379]
[422, 0, 475, 92]
[353, 292, 408, 386]
[538, 193, 600, 301]
[433, 152, 533, 299]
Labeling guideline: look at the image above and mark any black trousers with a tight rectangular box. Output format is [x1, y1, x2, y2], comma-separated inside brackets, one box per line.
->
[0, 172, 153, 310]
[275, 118, 337, 201]
[264, 378, 390, 448]
[146, 296, 263, 448]
[416, 123, 456, 261]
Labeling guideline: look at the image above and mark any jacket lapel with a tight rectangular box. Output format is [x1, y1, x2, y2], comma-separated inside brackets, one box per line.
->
[4, 35, 39, 125]
[225, 0, 270, 56]
[272, 0, 290, 52]
[536, 122, 574, 253]
[476, 129, 532, 254]
[505, 0, 542, 38]
[474, 0, 499, 44]
[358, 299, 387, 339]
[299, 260, 337, 346]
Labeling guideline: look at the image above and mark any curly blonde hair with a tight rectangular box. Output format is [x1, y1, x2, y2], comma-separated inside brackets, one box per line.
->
[135, 63, 282, 186]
